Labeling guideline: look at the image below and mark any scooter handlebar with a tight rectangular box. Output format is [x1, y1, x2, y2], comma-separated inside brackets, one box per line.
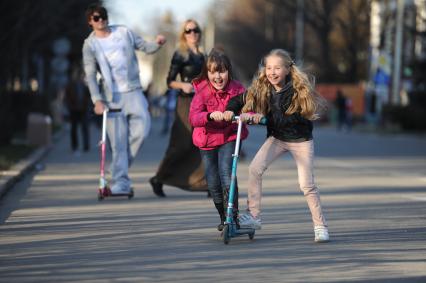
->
[97, 108, 122, 116]
[258, 117, 267, 125]
[232, 115, 267, 125]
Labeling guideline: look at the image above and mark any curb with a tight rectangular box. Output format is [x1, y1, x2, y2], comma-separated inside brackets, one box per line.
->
[0, 145, 51, 199]
[0, 127, 65, 199]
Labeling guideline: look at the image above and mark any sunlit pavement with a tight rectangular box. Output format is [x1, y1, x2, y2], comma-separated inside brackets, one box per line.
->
[0, 118, 425, 282]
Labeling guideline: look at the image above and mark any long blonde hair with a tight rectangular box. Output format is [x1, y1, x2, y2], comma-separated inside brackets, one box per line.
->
[243, 49, 325, 120]
[177, 19, 202, 60]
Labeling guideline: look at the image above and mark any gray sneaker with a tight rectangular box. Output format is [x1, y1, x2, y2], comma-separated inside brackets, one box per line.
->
[239, 213, 262, 230]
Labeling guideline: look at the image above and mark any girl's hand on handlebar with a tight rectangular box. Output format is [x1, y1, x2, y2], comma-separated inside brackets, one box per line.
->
[223, 111, 234, 121]
[251, 113, 265, 124]
[209, 111, 224, 121]
[239, 113, 252, 123]
[240, 113, 264, 124]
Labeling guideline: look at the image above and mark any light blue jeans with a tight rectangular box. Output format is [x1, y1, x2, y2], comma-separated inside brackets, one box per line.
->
[106, 89, 150, 191]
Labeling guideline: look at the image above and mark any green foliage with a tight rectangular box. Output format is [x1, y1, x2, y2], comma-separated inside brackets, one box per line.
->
[213, 0, 370, 83]
[0, 0, 94, 91]
[0, 144, 34, 171]
[0, 93, 14, 145]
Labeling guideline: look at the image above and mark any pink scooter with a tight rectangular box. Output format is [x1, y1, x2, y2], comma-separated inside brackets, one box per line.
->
[97, 109, 134, 201]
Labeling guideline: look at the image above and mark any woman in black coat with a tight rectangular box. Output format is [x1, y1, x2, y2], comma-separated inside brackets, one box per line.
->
[149, 19, 207, 197]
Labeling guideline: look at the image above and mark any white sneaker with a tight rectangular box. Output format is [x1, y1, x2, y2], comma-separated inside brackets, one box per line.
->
[314, 226, 330, 243]
[239, 213, 262, 230]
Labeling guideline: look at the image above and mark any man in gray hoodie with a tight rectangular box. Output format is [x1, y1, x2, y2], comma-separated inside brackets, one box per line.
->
[83, 3, 166, 194]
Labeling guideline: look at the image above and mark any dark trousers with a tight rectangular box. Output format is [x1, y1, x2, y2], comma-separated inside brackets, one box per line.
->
[156, 96, 207, 191]
[200, 141, 239, 216]
[69, 111, 89, 151]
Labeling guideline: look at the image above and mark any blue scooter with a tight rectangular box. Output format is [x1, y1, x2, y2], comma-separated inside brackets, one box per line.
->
[222, 116, 266, 244]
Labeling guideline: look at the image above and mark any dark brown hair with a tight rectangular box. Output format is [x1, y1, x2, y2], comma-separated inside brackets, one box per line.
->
[194, 48, 233, 83]
[85, 3, 108, 24]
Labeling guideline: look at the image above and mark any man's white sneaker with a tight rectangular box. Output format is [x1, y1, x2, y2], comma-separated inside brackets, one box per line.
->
[314, 226, 330, 243]
[239, 213, 262, 230]
[110, 187, 131, 195]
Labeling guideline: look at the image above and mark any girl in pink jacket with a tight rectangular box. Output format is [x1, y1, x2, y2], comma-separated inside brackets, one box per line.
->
[189, 49, 248, 231]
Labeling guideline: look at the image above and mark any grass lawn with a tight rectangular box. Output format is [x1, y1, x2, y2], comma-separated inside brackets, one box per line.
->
[0, 144, 35, 171]
[0, 123, 61, 172]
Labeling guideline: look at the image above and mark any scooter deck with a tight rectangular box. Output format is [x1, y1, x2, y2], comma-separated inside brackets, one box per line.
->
[98, 187, 134, 200]
[222, 222, 255, 244]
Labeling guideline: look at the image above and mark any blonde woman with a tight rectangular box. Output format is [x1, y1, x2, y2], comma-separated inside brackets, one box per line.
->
[150, 19, 207, 197]
[224, 49, 330, 242]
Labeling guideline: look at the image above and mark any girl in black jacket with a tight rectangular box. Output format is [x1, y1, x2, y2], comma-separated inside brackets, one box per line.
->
[225, 49, 330, 243]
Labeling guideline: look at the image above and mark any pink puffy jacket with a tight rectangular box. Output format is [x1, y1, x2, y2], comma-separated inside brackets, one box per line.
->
[189, 79, 248, 150]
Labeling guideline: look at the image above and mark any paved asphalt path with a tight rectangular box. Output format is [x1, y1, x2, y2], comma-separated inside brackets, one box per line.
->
[0, 118, 425, 282]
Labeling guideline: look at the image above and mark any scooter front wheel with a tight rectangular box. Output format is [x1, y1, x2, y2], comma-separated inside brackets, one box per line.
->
[223, 224, 230, 245]
[249, 230, 255, 240]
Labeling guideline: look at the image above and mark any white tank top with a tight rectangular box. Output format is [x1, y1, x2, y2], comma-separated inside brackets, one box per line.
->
[96, 29, 129, 93]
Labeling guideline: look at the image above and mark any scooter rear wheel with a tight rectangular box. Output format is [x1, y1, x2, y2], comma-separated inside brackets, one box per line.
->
[128, 189, 134, 199]
[223, 224, 230, 245]
[98, 189, 104, 201]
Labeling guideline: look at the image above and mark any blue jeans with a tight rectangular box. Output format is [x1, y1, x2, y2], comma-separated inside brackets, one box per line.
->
[106, 89, 151, 191]
[200, 141, 239, 215]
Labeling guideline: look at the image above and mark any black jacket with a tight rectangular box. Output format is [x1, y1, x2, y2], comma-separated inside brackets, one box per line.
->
[226, 82, 313, 142]
[166, 50, 205, 97]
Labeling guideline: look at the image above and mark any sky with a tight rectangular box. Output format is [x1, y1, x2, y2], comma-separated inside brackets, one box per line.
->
[105, 0, 213, 34]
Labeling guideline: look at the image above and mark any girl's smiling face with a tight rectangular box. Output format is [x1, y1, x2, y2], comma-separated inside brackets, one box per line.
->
[265, 55, 289, 91]
[208, 63, 229, 90]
